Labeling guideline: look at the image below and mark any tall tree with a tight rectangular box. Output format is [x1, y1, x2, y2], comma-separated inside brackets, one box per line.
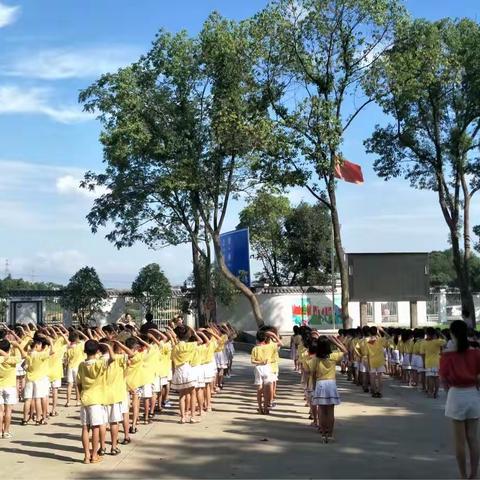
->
[60, 267, 107, 325]
[131, 263, 171, 314]
[80, 14, 273, 326]
[237, 191, 292, 285]
[365, 18, 480, 326]
[238, 193, 332, 285]
[252, 0, 406, 328]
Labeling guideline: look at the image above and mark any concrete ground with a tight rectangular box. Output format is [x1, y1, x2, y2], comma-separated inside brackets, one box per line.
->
[1, 353, 458, 479]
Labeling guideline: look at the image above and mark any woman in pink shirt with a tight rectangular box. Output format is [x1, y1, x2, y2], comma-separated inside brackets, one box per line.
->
[440, 320, 480, 479]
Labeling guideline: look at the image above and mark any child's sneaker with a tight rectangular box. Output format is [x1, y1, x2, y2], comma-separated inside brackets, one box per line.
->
[2, 432, 12, 439]
[163, 401, 173, 408]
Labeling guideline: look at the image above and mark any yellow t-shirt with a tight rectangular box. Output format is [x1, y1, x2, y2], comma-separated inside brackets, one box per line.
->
[0, 354, 18, 388]
[142, 345, 158, 384]
[104, 354, 128, 405]
[215, 334, 228, 353]
[48, 337, 68, 382]
[366, 337, 388, 369]
[406, 338, 415, 355]
[171, 341, 196, 368]
[25, 349, 51, 382]
[126, 351, 148, 390]
[413, 339, 424, 355]
[77, 359, 107, 406]
[251, 344, 273, 365]
[66, 342, 85, 369]
[304, 355, 318, 390]
[420, 339, 446, 369]
[191, 344, 206, 367]
[266, 342, 279, 374]
[158, 343, 172, 378]
[315, 352, 344, 380]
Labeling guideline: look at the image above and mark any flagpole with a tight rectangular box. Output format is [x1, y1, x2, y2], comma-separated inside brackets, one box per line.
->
[331, 223, 335, 331]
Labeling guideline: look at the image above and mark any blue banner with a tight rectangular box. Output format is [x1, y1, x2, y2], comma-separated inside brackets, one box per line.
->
[220, 228, 251, 287]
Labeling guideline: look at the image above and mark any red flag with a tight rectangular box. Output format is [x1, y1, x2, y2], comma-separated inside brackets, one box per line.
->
[334, 159, 364, 184]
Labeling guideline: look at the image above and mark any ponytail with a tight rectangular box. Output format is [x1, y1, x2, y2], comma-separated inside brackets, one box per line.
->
[450, 320, 469, 353]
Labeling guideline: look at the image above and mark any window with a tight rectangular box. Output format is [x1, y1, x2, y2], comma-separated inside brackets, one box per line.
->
[381, 302, 398, 323]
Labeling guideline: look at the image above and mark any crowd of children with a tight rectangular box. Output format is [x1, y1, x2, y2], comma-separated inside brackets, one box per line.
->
[290, 323, 480, 445]
[0, 318, 237, 464]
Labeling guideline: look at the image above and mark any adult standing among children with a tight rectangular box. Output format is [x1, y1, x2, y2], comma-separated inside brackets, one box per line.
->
[440, 320, 480, 480]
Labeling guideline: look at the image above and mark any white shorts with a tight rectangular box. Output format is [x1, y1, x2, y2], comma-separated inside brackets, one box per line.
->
[0, 387, 17, 405]
[402, 355, 411, 370]
[445, 387, 480, 421]
[369, 366, 386, 374]
[254, 364, 274, 386]
[171, 363, 196, 390]
[391, 350, 401, 365]
[24, 377, 49, 399]
[353, 361, 359, 369]
[204, 361, 217, 384]
[167, 371, 172, 382]
[411, 354, 424, 371]
[359, 361, 369, 374]
[50, 379, 62, 389]
[425, 367, 439, 377]
[159, 376, 169, 387]
[271, 372, 279, 382]
[120, 396, 130, 414]
[106, 402, 123, 423]
[67, 368, 78, 384]
[16, 363, 26, 377]
[152, 376, 161, 393]
[135, 383, 153, 399]
[80, 404, 108, 426]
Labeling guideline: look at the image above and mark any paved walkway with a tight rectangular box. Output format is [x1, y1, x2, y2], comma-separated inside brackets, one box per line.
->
[2, 353, 457, 479]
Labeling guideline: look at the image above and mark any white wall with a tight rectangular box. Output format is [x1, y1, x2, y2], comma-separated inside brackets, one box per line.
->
[217, 292, 429, 333]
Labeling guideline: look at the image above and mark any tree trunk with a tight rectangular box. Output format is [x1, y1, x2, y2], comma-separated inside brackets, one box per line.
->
[192, 241, 207, 327]
[212, 232, 264, 327]
[451, 230, 476, 328]
[327, 177, 351, 329]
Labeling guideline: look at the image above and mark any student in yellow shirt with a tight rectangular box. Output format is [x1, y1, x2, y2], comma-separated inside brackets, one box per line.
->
[365, 326, 390, 398]
[47, 327, 68, 417]
[311, 335, 348, 443]
[0, 338, 26, 438]
[171, 326, 202, 424]
[301, 338, 319, 427]
[77, 339, 111, 464]
[23, 335, 54, 426]
[262, 327, 282, 409]
[203, 328, 220, 411]
[65, 331, 86, 407]
[359, 326, 371, 393]
[421, 327, 446, 399]
[191, 330, 211, 419]
[251, 330, 275, 415]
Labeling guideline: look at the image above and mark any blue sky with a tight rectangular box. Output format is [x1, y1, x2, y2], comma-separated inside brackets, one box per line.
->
[0, 0, 478, 287]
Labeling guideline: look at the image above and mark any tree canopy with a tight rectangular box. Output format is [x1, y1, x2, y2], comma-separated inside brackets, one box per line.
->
[238, 192, 331, 286]
[131, 263, 171, 312]
[59, 267, 107, 325]
[365, 18, 480, 325]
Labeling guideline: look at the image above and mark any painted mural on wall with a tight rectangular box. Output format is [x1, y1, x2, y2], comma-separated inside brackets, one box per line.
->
[291, 295, 342, 329]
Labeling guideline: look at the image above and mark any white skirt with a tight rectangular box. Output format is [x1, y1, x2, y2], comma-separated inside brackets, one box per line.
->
[312, 379, 340, 406]
[445, 387, 480, 420]
[391, 350, 400, 365]
[192, 364, 206, 388]
[290, 344, 297, 360]
[171, 363, 196, 390]
[204, 360, 217, 383]
[215, 351, 228, 369]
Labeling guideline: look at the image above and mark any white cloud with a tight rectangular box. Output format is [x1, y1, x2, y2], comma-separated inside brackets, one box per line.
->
[56, 174, 109, 199]
[0, 85, 91, 123]
[0, 2, 20, 28]
[6, 46, 139, 80]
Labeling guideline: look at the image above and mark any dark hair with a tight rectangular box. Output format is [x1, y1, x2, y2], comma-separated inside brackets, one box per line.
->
[102, 325, 114, 334]
[68, 332, 79, 343]
[316, 336, 332, 359]
[174, 325, 191, 342]
[256, 330, 267, 343]
[362, 325, 371, 337]
[125, 337, 138, 350]
[98, 343, 109, 355]
[145, 312, 154, 323]
[450, 320, 469, 353]
[370, 326, 378, 336]
[0, 339, 10, 353]
[293, 325, 300, 335]
[426, 327, 436, 338]
[308, 339, 318, 355]
[84, 340, 99, 356]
